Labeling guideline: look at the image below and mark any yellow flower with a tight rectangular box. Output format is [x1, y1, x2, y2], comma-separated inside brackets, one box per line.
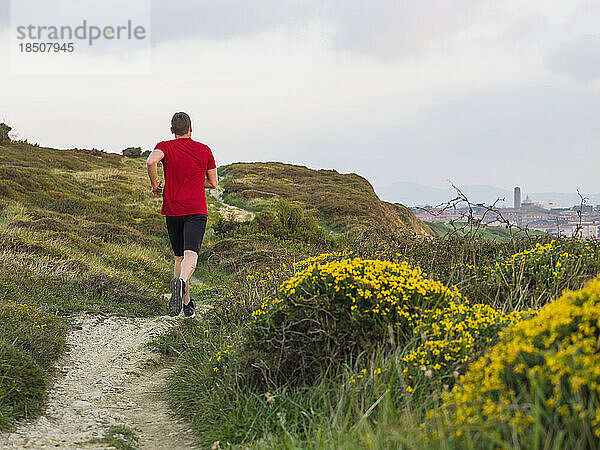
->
[436, 275, 600, 438]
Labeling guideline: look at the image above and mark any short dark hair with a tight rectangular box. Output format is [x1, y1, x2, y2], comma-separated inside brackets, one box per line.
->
[171, 112, 191, 136]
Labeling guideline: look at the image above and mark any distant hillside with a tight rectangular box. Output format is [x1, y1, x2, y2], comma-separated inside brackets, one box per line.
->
[377, 181, 600, 208]
[426, 221, 546, 242]
[218, 162, 433, 236]
[377, 182, 512, 207]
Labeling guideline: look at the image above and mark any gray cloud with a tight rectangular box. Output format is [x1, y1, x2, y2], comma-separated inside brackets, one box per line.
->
[149, 0, 483, 59]
[398, 84, 600, 152]
[292, 83, 600, 191]
[547, 34, 600, 81]
[3, 0, 595, 67]
[150, 0, 319, 42]
[321, 0, 482, 58]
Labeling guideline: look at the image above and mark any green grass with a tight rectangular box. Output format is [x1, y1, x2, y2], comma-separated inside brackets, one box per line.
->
[218, 162, 433, 236]
[0, 141, 178, 429]
[90, 424, 140, 450]
[0, 299, 66, 430]
[158, 226, 600, 448]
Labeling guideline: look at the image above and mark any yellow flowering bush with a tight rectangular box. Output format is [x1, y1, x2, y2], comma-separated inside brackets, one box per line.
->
[399, 302, 529, 394]
[206, 250, 356, 325]
[436, 275, 600, 447]
[470, 239, 600, 308]
[246, 258, 463, 386]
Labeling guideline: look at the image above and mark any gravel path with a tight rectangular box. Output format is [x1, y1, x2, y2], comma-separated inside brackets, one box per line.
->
[0, 314, 197, 449]
[208, 184, 255, 222]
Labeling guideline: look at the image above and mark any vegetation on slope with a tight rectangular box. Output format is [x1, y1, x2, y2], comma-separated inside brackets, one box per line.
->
[0, 142, 173, 315]
[218, 162, 433, 236]
[435, 276, 600, 448]
[0, 141, 187, 429]
[155, 199, 600, 448]
[4, 139, 600, 449]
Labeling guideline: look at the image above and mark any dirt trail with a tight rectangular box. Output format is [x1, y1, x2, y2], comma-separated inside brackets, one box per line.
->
[0, 314, 197, 449]
[209, 185, 255, 222]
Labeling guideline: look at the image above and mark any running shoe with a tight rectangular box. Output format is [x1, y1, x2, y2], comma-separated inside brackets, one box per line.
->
[183, 297, 196, 318]
[169, 277, 185, 316]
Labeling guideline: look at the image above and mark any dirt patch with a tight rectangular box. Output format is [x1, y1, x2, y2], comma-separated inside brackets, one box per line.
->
[209, 184, 255, 222]
[0, 314, 197, 449]
[218, 203, 255, 222]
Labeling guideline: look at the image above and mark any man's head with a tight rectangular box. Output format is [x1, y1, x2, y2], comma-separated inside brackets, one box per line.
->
[171, 112, 192, 137]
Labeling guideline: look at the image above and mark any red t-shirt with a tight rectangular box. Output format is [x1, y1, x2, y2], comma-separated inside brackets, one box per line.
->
[155, 138, 216, 216]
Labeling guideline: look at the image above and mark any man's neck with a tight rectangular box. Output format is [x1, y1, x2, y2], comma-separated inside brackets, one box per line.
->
[175, 134, 191, 139]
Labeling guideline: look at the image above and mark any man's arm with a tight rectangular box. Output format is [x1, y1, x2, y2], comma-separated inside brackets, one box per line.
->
[205, 168, 218, 189]
[146, 149, 165, 194]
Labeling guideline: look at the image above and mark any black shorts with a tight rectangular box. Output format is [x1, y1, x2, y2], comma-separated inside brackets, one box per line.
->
[165, 214, 207, 256]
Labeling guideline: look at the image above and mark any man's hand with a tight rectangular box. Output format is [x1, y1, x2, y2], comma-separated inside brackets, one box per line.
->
[147, 149, 165, 195]
[152, 180, 163, 195]
[205, 168, 218, 189]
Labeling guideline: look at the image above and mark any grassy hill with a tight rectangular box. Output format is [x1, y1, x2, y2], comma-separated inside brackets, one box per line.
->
[5, 140, 600, 449]
[218, 162, 433, 236]
[0, 144, 431, 431]
[0, 142, 176, 315]
[0, 141, 184, 429]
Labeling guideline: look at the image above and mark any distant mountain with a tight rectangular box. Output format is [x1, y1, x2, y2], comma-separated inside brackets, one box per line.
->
[376, 181, 600, 208]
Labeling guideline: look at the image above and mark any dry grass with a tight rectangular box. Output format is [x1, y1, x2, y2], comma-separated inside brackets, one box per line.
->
[219, 162, 433, 236]
[0, 141, 176, 429]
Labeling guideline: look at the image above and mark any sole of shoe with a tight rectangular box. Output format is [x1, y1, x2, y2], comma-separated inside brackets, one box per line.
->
[169, 277, 183, 316]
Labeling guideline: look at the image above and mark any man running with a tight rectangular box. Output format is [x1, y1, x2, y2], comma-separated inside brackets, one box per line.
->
[146, 112, 218, 318]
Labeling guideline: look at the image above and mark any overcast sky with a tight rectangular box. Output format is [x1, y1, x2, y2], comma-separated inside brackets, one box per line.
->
[1, 0, 600, 194]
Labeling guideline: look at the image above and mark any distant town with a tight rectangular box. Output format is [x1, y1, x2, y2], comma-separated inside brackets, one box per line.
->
[412, 186, 600, 239]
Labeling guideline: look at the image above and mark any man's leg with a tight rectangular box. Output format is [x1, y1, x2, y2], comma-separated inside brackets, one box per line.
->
[179, 250, 198, 305]
[166, 215, 185, 316]
[174, 255, 184, 278]
[180, 215, 207, 307]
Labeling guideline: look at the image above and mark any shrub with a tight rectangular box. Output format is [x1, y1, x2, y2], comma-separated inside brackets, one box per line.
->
[436, 275, 600, 448]
[470, 238, 600, 309]
[396, 301, 529, 397]
[174, 252, 532, 446]
[244, 258, 463, 388]
[0, 123, 11, 144]
[341, 226, 531, 287]
[212, 200, 333, 249]
[122, 147, 142, 158]
[206, 250, 352, 325]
